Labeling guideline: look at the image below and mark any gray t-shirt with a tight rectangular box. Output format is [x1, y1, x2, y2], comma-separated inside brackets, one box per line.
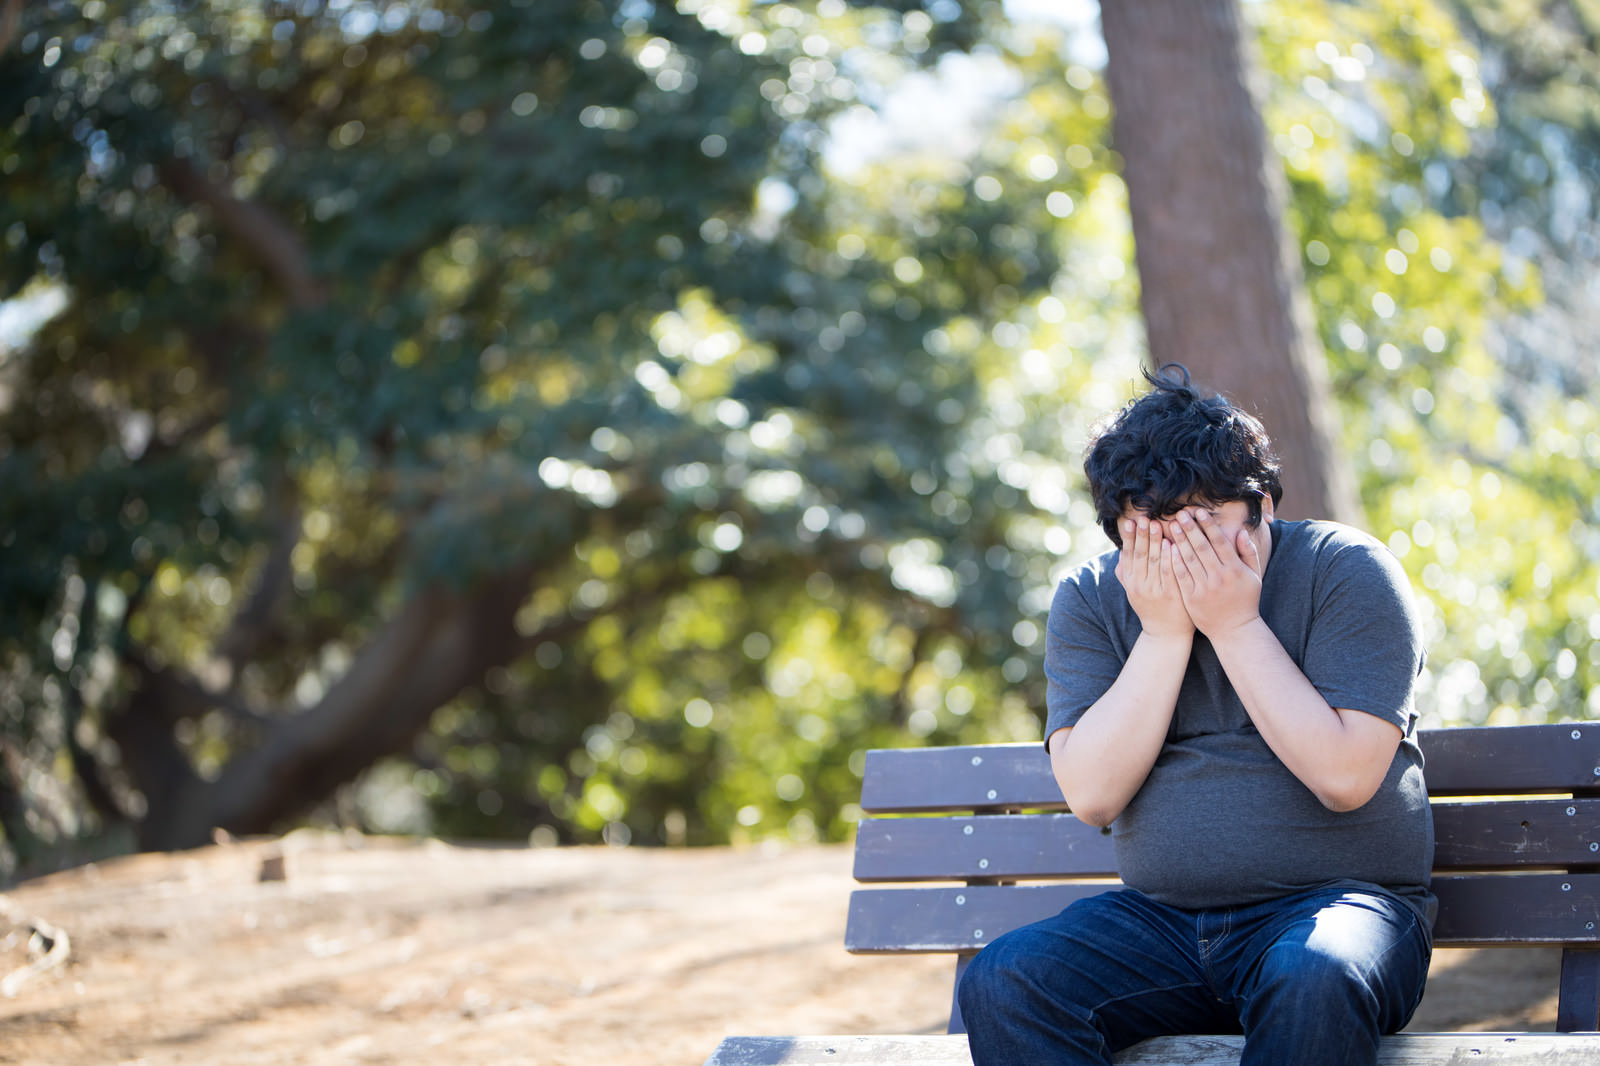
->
[1044, 519, 1434, 922]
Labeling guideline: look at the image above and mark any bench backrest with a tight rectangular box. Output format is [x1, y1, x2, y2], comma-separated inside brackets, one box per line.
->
[845, 723, 1600, 1032]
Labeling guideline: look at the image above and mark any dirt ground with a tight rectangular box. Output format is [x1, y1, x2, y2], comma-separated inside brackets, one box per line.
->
[0, 833, 1564, 1065]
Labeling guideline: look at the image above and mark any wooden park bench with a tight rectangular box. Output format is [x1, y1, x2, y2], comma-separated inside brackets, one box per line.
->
[704, 722, 1600, 1064]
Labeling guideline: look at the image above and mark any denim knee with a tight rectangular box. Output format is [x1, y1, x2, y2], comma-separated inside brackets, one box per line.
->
[959, 926, 1069, 1016]
[1254, 940, 1380, 1011]
[1255, 907, 1426, 1019]
[957, 933, 1023, 1014]
[958, 928, 1114, 1066]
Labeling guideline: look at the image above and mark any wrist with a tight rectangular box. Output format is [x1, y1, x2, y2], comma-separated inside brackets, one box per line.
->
[1201, 613, 1266, 647]
[1137, 626, 1195, 649]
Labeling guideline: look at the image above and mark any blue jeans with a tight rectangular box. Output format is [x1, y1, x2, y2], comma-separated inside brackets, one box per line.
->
[957, 883, 1431, 1066]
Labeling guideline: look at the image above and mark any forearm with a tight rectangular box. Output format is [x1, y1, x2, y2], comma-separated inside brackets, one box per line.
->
[1050, 630, 1191, 827]
[1210, 618, 1399, 811]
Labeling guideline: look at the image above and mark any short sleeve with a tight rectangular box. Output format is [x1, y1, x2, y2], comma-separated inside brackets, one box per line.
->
[1043, 573, 1128, 744]
[1300, 539, 1425, 731]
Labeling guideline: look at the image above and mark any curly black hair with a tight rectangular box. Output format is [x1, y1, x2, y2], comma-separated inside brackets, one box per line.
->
[1085, 364, 1283, 548]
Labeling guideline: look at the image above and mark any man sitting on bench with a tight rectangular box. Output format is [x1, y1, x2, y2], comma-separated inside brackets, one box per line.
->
[958, 365, 1434, 1066]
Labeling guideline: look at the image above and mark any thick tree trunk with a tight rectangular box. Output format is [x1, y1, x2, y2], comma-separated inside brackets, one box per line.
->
[1100, 0, 1361, 524]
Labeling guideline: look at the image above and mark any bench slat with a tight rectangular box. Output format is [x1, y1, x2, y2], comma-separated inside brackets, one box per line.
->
[845, 882, 1102, 954]
[704, 1035, 970, 1065]
[852, 799, 1600, 882]
[1425, 724, 1600, 796]
[705, 1033, 1600, 1065]
[858, 743, 1054, 814]
[853, 813, 1114, 882]
[845, 873, 1600, 954]
[1433, 874, 1600, 942]
[1436, 799, 1600, 869]
[858, 725, 1600, 814]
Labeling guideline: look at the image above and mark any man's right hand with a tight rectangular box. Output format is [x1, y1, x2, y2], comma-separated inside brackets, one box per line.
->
[1056, 516, 1192, 825]
[1115, 517, 1194, 639]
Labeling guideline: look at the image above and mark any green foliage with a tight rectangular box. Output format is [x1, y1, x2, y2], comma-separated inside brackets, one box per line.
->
[4, 0, 1600, 874]
[0, 0, 1067, 868]
[1251, 0, 1600, 728]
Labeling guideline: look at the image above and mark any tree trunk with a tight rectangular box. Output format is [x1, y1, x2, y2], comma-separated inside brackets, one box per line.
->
[122, 574, 533, 852]
[1099, 0, 1362, 525]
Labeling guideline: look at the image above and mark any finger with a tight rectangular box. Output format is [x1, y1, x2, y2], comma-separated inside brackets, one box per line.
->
[1146, 520, 1169, 578]
[1236, 527, 1261, 576]
[1171, 511, 1208, 569]
[1160, 536, 1187, 587]
[1119, 519, 1145, 588]
[1182, 509, 1231, 574]
[1166, 531, 1195, 586]
[1193, 508, 1236, 560]
[1134, 518, 1157, 573]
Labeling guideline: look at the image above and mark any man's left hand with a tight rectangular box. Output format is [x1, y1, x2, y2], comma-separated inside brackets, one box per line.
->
[1168, 507, 1264, 638]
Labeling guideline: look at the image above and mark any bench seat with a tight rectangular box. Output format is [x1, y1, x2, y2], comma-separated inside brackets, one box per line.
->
[704, 723, 1600, 1064]
[705, 1032, 1600, 1064]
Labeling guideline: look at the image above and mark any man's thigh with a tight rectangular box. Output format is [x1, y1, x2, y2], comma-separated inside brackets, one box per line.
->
[1227, 884, 1431, 1032]
[976, 889, 1238, 1048]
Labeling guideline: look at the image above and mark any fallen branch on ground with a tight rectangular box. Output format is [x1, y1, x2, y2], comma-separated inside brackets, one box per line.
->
[0, 896, 72, 997]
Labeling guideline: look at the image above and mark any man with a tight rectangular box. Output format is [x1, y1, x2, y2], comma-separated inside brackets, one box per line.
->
[957, 365, 1433, 1066]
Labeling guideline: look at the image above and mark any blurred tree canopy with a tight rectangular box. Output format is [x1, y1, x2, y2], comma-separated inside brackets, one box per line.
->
[2, 0, 1599, 876]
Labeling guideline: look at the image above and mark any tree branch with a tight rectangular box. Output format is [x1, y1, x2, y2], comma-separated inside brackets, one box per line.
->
[212, 484, 300, 675]
[159, 157, 326, 308]
[106, 655, 206, 839]
[0, 0, 19, 54]
[120, 646, 270, 727]
[58, 576, 131, 824]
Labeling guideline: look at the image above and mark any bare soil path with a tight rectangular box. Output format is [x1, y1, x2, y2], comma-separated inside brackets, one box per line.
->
[0, 834, 1563, 1065]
